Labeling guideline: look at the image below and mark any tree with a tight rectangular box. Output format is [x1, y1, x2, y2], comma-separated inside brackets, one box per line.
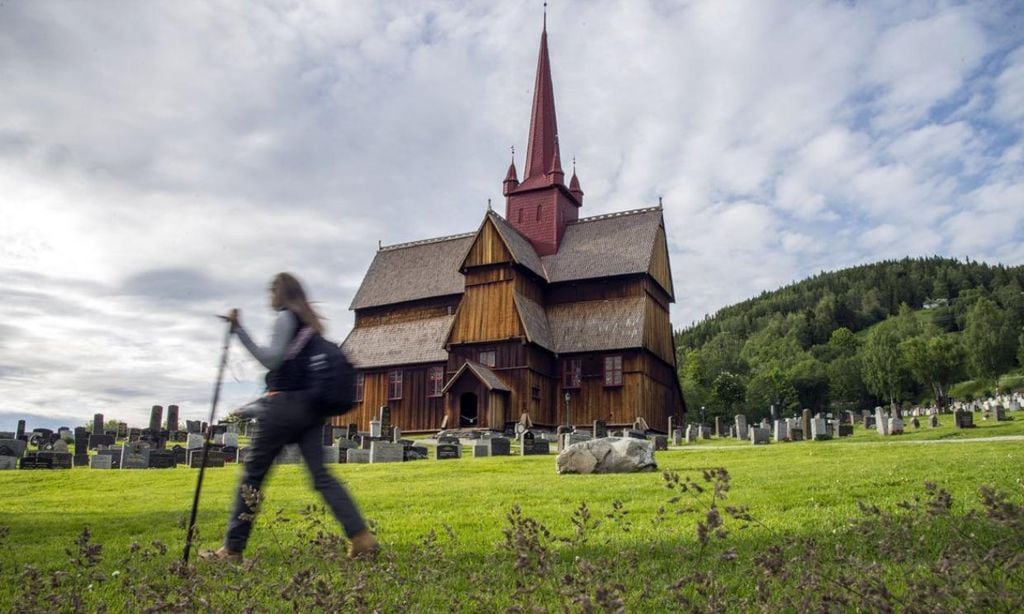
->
[745, 365, 798, 417]
[962, 297, 1016, 378]
[788, 357, 829, 412]
[827, 355, 868, 408]
[899, 333, 964, 409]
[711, 371, 746, 416]
[860, 317, 914, 413]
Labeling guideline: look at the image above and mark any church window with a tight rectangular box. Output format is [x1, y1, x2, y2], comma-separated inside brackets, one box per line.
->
[562, 359, 581, 389]
[603, 355, 622, 387]
[478, 350, 496, 367]
[354, 372, 364, 402]
[428, 366, 444, 397]
[388, 370, 403, 400]
[517, 208, 523, 223]
[531, 386, 541, 400]
[535, 204, 541, 221]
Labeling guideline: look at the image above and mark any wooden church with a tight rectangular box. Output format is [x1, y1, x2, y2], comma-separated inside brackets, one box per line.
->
[338, 23, 686, 433]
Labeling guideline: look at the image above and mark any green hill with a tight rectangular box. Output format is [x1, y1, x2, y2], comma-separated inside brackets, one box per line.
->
[674, 256, 1024, 420]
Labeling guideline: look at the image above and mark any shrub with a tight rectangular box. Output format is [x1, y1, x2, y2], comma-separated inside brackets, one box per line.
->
[949, 378, 995, 401]
[997, 373, 1024, 393]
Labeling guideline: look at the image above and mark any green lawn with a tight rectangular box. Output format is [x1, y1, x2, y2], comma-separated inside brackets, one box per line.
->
[1, 413, 1021, 612]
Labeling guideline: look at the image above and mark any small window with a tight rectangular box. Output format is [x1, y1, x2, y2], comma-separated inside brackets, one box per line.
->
[531, 386, 541, 400]
[387, 370, 403, 400]
[603, 355, 622, 387]
[478, 350, 496, 367]
[428, 366, 444, 397]
[562, 359, 581, 389]
[535, 204, 541, 221]
[354, 372, 364, 402]
[517, 208, 523, 223]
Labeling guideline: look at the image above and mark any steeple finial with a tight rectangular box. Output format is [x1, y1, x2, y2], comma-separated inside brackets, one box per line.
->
[543, 2, 547, 31]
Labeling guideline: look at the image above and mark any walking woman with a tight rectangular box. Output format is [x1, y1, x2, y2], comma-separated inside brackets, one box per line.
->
[201, 272, 378, 562]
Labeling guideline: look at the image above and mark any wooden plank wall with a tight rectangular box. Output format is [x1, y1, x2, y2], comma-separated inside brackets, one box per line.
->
[648, 226, 675, 299]
[463, 219, 511, 268]
[332, 364, 446, 432]
[355, 295, 460, 327]
[643, 296, 676, 365]
[448, 280, 522, 343]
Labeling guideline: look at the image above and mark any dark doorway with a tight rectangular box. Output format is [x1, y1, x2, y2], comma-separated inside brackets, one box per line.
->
[459, 393, 478, 427]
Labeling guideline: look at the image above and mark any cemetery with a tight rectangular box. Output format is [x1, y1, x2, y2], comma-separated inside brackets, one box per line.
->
[1, 398, 1022, 611]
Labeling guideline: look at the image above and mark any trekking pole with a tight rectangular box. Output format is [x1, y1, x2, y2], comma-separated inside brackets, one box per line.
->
[183, 315, 233, 564]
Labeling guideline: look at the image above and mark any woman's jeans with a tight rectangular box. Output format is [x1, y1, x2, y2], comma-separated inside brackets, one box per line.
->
[224, 392, 367, 552]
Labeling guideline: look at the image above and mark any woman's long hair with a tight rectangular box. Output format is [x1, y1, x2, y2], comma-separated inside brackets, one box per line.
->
[272, 272, 325, 334]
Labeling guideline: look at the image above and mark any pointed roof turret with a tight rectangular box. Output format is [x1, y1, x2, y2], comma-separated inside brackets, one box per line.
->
[521, 24, 561, 189]
[503, 148, 520, 195]
[569, 157, 583, 204]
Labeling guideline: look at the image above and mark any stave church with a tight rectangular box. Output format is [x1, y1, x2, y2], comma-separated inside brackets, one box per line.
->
[338, 21, 686, 433]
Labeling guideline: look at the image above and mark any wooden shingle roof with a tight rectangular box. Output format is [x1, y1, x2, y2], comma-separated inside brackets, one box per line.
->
[513, 291, 553, 351]
[487, 212, 547, 278]
[349, 233, 474, 310]
[341, 315, 454, 368]
[547, 297, 646, 354]
[441, 360, 511, 393]
[543, 207, 665, 286]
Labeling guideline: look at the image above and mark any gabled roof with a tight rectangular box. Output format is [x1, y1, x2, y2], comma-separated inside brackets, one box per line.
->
[341, 316, 454, 368]
[441, 360, 511, 393]
[547, 297, 646, 354]
[543, 207, 667, 289]
[349, 233, 474, 310]
[486, 211, 547, 278]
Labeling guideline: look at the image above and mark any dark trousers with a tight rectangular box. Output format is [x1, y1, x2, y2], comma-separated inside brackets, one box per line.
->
[224, 392, 367, 552]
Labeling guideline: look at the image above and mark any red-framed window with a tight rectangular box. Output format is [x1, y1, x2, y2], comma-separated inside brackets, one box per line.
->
[478, 350, 496, 367]
[387, 370, 403, 400]
[603, 355, 622, 387]
[428, 366, 444, 397]
[354, 372, 364, 402]
[562, 359, 581, 389]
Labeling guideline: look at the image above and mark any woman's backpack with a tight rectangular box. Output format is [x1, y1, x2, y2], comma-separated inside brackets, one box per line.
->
[286, 328, 357, 417]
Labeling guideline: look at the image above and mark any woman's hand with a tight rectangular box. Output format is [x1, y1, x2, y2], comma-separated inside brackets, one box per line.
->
[226, 308, 241, 331]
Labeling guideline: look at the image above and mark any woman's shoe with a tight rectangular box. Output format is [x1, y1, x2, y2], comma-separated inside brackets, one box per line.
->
[198, 547, 243, 564]
[347, 531, 380, 559]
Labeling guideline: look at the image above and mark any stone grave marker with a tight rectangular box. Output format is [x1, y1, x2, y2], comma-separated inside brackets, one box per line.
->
[89, 434, 115, 449]
[370, 440, 404, 463]
[750, 427, 769, 445]
[625, 429, 647, 440]
[0, 438, 27, 459]
[473, 444, 490, 458]
[684, 425, 696, 444]
[954, 410, 974, 428]
[20, 452, 54, 469]
[404, 445, 429, 461]
[801, 409, 812, 439]
[714, 416, 723, 438]
[222, 432, 239, 448]
[148, 450, 176, 468]
[221, 446, 238, 463]
[16, 419, 26, 440]
[875, 407, 889, 436]
[810, 418, 831, 441]
[346, 449, 371, 464]
[39, 451, 73, 468]
[73, 428, 90, 466]
[929, 414, 939, 428]
[189, 450, 225, 468]
[379, 406, 393, 441]
[117, 423, 128, 439]
[51, 440, 68, 453]
[436, 443, 461, 460]
[486, 437, 511, 456]
[171, 445, 187, 465]
[993, 406, 1008, 421]
[888, 417, 904, 434]
[128, 428, 141, 442]
[369, 420, 382, 439]
[773, 420, 788, 442]
[0, 456, 17, 470]
[653, 435, 668, 451]
[166, 405, 179, 432]
[149, 405, 163, 432]
[96, 448, 122, 469]
[735, 415, 749, 441]
[93, 413, 104, 436]
[911, 416, 921, 429]
[671, 428, 682, 446]
[121, 443, 150, 469]
[790, 426, 804, 441]
[520, 432, 550, 455]
[322, 446, 339, 464]
[838, 423, 854, 437]
[186, 433, 205, 450]
[90, 454, 113, 469]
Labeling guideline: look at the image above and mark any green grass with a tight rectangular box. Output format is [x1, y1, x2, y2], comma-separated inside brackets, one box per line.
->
[1, 413, 1022, 611]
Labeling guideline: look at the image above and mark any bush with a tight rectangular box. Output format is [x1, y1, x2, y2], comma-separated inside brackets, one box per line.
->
[949, 378, 995, 402]
[997, 373, 1024, 393]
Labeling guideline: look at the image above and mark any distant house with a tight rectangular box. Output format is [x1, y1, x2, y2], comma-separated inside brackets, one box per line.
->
[339, 24, 685, 433]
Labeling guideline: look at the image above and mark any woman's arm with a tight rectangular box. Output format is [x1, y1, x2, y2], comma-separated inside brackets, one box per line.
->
[234, 310, 298, 370]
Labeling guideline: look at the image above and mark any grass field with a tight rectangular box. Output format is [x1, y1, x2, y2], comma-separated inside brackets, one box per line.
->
[1, 414, 1022, 612]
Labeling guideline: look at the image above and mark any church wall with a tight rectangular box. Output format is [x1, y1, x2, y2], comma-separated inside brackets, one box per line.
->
[354, 295, 460, 327]
[333, 363, 446, 433]
[448, 279, 522, 343]
[464, 220, 512, 267]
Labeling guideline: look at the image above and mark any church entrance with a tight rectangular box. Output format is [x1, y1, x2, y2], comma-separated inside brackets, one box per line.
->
[459, 393, 478, 427]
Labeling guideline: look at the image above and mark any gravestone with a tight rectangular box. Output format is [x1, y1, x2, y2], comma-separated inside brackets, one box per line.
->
[379, 406, 393, 441]
[117, 422, 128, 439]
[149, 405, 163, 432]
[90, 454, 112, 469]
[486, 437, 511, 456]
[369, 420, 382, 439]
[20, 452, 55, 469]
[735, 415, 749, 441]
[863, 414, 875, 429]
[190, 450, 224, 468]
[346, 423, 358, 440]
[404, 445, 429, 461]
[38, 451, 72, 468]
[672, 429, 682, 446]
[16, 420, 26, 440]
[51, 440, 68, 453]
[625, 429, 647, 440]
[773, 420, 788, 442]
[186, 433, 205, 450]
[436, 443, 461, 460]
[750, 427, 769, 445]
[911, 416, 920, 429]
[801, 409, 812, 439]
[171, 445, 187, 465]
[73, 428, 90, 466]
[337, 438, 359, 451]
[166, 405, 179, 432]
[323, 446, 340, 464]
[0, 456, 17, 470]
[838, 424, 854, 437]
[992, 406, 1008, 421]
[186, 420, 201, 434]
[810, 418, 831, 441]
[95, 448, 122, 468]
[148, 450, 176, 468]
[346, 449, 371, 464]
[93, 413, 104, 435]
[714, 416, 723, 438]
[954, 410, 974, 428]
[121, 443, 150, 469]
[322, 425, 335, 447]
[88, 434, 114, 449]
[0, 439, 27, 459]
[653, 435, 668, 451]
[370, 440, 404, 464]
[790, 427, 804, 441]
[128, 428, 141, 443]
[888, 417, 904, 435]
[222, 433, 239, 448]
[875, 407, 889, 436]
[684, 425, 696, 444]
[519, 432, 550, 455]
[221, 446, 238, 463]
[473, 444, 490, 458]
[929, 414, 939, 428]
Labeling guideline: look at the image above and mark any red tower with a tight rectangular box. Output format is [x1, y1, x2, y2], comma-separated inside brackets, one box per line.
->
[503, 23, 583, 256]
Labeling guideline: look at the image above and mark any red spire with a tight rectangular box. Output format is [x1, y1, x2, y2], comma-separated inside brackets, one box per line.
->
[522, 25, 561, 188]
[569, 160, 583, 205]
[503, 153, 519, 195]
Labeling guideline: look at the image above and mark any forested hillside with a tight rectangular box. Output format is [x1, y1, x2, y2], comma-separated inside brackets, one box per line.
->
[675, 257, 1024, 421]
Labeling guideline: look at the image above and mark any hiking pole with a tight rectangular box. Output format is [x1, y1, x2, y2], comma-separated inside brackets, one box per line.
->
[183, 315, 233, 564]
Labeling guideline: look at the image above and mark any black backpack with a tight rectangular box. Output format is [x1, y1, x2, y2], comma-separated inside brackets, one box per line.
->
[288, 328, 357, 417]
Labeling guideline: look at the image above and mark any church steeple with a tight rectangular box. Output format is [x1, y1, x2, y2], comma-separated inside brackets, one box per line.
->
[502, 18, 583, 257]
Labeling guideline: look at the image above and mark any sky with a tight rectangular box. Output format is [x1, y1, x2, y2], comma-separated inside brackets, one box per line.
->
[1, 0, 1022, 431]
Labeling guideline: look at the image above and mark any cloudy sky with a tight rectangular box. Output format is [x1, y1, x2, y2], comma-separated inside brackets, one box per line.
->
[1, 0, 1022, 430]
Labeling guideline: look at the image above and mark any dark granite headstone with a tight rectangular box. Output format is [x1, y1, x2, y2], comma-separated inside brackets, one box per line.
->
[404, 445, 429, 461]
[790, 427, 804, 442]
[30, 428, 55, 446]
[592, 420, 608, 439]
[117, 422, 128, 439]
[954, 410, 974, 429]
[189, 450, 225, 468]
[171, 445, 187, 465]
[801, 409, 812, 440]
[911, 416, 920, 429]
[121, 443, 150, 469]
[166, 405, 179, 432]
[16, 420, 26, 439]
[128, 428, 141, 442]
[96, 447, 122, 468]
[221, 446, 238, 463]
[520, 432, 549, 455]
[838, 424, 854, 437]
[436, 443, 461, 459]
[625, 429, 647, 440]
[73, 428, 90, 466]
[186, 420, 201, 434]
[20, 452, 54, 469]
[148, 450, 176, 468]
[929, 414, 939, 428]
[322, 425, 335, 447]
[93, 413, 104, 435]
[39, 451, 72, 468]
[346, 423, 358, 440]
[653, 435, 668, 451]
[88, 434, 115, 449]
[0, 439, 27, 458]
[379, 406, 393, 441]
[149, 405, 163, 432]
[487, 437, 511, 456]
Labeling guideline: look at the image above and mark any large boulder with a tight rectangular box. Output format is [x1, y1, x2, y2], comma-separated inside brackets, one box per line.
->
[556, 436, 657, 474]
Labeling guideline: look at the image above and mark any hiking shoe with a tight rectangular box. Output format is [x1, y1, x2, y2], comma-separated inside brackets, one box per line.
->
[347, 531, 380, 560]
[198, 547, 243, 564]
